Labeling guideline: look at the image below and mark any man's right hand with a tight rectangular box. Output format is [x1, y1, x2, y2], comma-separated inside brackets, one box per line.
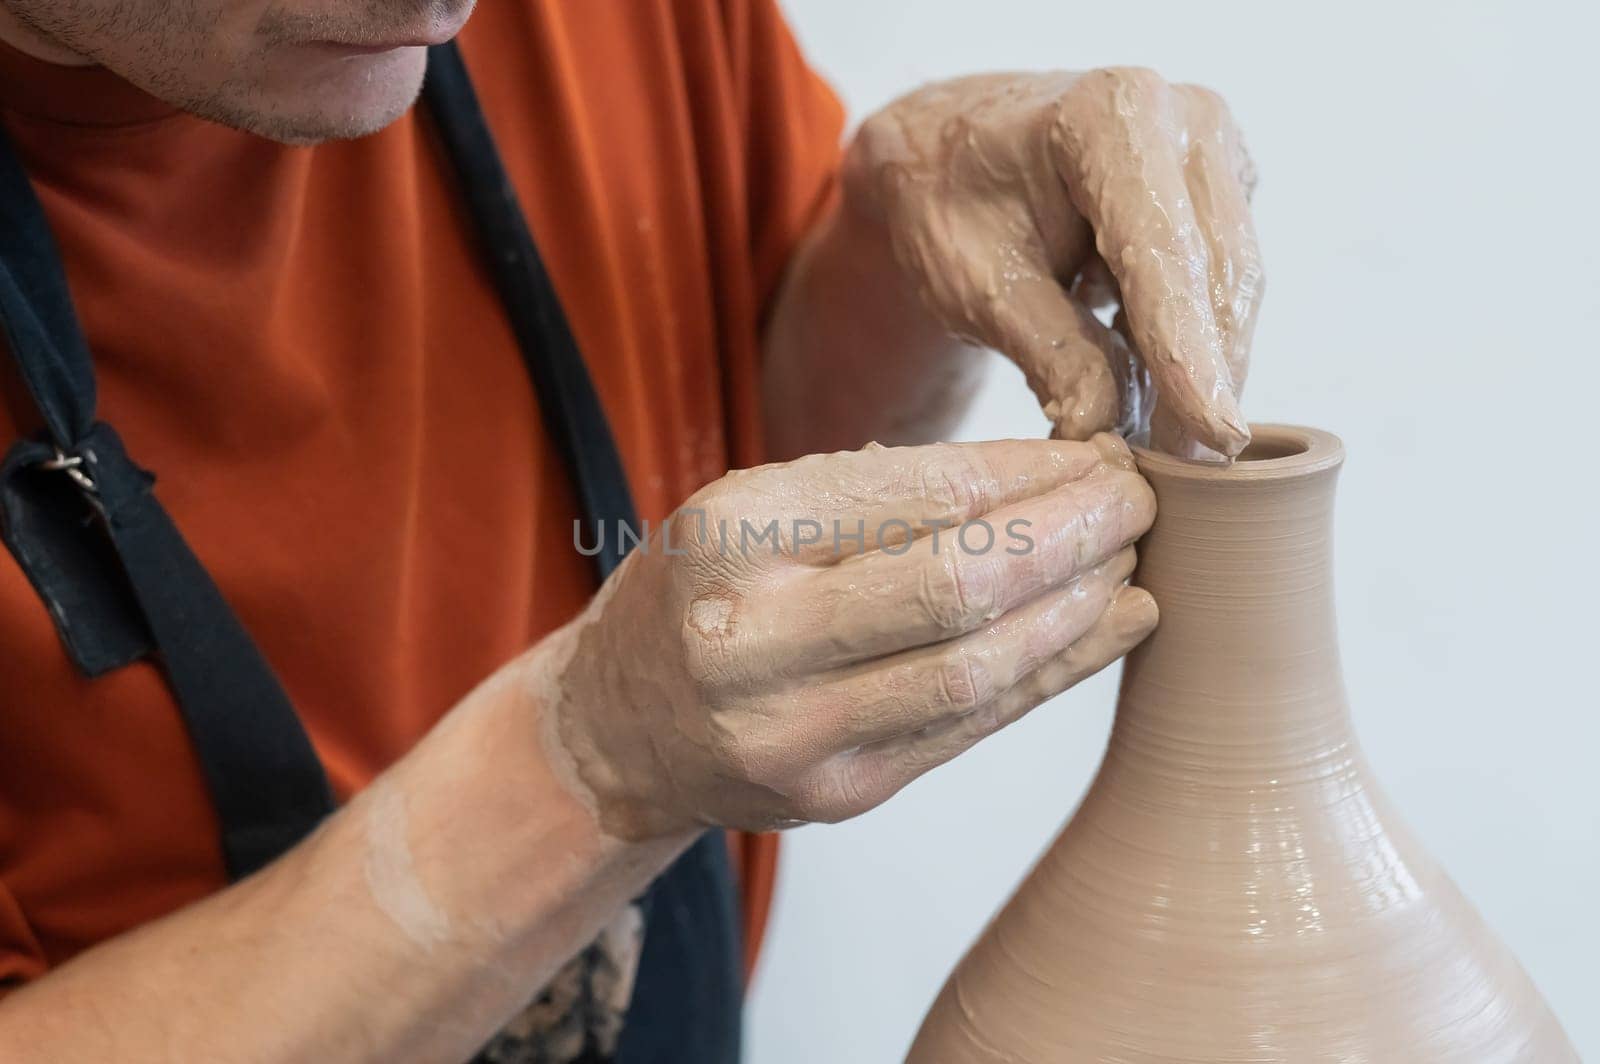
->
[0, 434, 1154, 1064]
[535, 434, 1158, 839]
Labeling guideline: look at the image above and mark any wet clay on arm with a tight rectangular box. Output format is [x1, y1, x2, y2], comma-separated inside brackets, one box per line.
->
[0, 653, 690, 1063]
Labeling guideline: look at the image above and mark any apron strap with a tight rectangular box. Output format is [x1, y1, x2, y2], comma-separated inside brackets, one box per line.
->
[421, 45, 740, 1064]
[0, 41, 643, 880]
[0, 129, 96, 447]
[0, 131, 335, 881]
[421, 43, 639, 575]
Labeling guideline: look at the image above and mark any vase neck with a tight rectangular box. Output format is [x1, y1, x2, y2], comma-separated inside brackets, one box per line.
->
[1114, 429, 1351, 787]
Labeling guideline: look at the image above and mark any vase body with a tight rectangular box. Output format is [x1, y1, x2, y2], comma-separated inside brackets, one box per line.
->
[909, 425, 1575, 1063]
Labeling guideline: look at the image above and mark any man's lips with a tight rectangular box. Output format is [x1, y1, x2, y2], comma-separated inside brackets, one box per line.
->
[310, 6, 473, 54]
[311, 39, 439, 54]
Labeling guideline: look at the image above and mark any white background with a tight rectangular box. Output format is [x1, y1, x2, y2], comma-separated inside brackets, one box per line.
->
[748, 2, 1599, 1060]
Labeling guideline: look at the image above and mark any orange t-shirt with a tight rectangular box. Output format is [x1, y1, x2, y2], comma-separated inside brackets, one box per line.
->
[0, 0, 842, 988]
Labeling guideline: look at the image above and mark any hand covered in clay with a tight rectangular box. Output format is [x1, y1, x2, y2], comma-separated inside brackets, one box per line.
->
[537, 435, 1156, 838]
[846, 68, 1262, 460]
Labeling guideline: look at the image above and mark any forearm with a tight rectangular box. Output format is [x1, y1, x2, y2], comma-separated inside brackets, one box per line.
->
[761, 178, 985, 461]
[0, 627, 689, 1063]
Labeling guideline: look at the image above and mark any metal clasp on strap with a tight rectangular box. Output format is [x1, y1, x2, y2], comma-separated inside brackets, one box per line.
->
[38, 445, 97, 492]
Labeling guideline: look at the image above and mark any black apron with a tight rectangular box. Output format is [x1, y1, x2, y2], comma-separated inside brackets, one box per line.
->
[0, 41, 739, 1064]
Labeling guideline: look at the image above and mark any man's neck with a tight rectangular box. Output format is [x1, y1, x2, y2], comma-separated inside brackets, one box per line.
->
[0, 7, 94, 66]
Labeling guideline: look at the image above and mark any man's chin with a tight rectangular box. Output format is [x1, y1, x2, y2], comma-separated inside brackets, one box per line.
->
[202, 44, 430, 145]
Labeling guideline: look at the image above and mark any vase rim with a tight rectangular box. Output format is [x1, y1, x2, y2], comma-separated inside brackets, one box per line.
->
[1132, 423, 1344, 483]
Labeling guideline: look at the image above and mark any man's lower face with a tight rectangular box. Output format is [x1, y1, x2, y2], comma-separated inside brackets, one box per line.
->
[3, 0, 477, 143]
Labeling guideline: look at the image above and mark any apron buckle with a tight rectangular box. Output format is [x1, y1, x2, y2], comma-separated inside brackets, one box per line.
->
[38, 444, 97, 493]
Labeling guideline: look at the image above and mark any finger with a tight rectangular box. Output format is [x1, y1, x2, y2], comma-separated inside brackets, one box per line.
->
[977, 263, 1124, 442]
[1050, 68, 1248, 456]
[804, 585, 1159, 821]
[1148, 93, 1263, 469]
[1177, 84, 1263, 403]
[1073, 259, 1153, 439]
[754, 454, 1154, 671]
[803, 546, 1137, 752]
[734, 436, 1132, 567]
[914, 189, 1123, 441]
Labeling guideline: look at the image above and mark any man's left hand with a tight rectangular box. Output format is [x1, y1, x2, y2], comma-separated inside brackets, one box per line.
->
[844, 67, 1263, 460]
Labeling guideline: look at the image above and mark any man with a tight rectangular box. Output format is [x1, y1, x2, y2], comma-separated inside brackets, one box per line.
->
[0, 0, 1261, 1059]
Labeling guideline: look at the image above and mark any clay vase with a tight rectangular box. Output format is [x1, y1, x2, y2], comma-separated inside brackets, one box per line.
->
[908, 425, 1576, 1062]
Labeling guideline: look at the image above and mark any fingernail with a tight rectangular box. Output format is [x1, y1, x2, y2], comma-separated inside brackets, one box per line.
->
[1213, 394, 1251, 455]
[1089, 432, 1136, 471]
[1113, 586, 1159, 638]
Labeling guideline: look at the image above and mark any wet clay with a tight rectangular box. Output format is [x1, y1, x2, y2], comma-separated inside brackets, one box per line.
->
[908, 425, 1576, 1062]
[362, 778, 454, 952]
[546, 435, 1157, 841]
[847, 68, 1261, 458]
